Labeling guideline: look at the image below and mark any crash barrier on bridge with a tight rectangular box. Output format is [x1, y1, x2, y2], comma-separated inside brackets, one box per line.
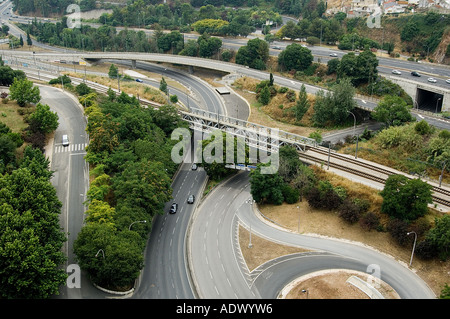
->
[181, 107, 318, 153]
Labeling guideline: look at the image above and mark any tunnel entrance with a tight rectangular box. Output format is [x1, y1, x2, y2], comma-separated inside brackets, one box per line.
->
[416, 88, 444, 113]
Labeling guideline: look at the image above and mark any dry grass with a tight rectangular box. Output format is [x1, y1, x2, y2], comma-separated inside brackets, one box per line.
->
[239, 184, 449, 298]
[0, 99, 31, 133]
[238, 225, 309, 272]
[64, 71, 168, 105]
[231, 76, 319, 137]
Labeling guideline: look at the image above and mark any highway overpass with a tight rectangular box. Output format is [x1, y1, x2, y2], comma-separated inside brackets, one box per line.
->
[389, 75, 450, 113]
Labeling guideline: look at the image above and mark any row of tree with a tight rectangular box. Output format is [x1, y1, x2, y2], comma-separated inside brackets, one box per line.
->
[99, 2, 281, 34]
[0, 78, 66, 298]
[73, 85, 186, 289]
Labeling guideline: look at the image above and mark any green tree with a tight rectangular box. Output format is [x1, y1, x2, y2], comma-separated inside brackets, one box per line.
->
[19, 145, 53, 180]
[73, 222, 144, 288]
[401, 21, 419, 42]
[197, 34, 222, 58]
[159, 76, 168, 95]
[440, 284, 450, 299]
[179, 39, 199, 57]
[200, 130, 249, 181]
[0, 168, 67, 298]
[108, 64, 119, 78]
[250, 164, 285, 205]
[28, 103, 59, 134]
[426, 215, 450, 260]
[337, 50, 378, 86]
[380, 174, 432, 221]
[258, 85, 271, 105]
[235, 38, 269, 70]
[312, 78, 357, 127]
[112, 160, 172, 217]
[0, 135, 17, 168]
[278, 43, 313, 72]
[26, 30, 32, 46]
[327, 58, 340, 75]
[85, 199, 115, 226]
[9, 77, 41, 107]
[371, 95, 414, 127]
[294, 84, 309, 121]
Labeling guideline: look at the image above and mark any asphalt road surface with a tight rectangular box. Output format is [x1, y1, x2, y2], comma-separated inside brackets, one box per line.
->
[190, 171, 436, 299]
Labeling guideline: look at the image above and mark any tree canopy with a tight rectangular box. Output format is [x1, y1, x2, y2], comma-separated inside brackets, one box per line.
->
[278, 43, 313, 72]
[235, 38, 269, 70]
[380, 174, 432, 222]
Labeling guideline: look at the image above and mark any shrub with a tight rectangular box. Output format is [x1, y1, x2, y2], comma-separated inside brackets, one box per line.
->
[76, 83, 92, 96]
[359, 212, 380, 231]
[338, 199, 361, 224]
[278, 87, 289, 93]
[306, 187, 322, 209]
[282, 184, 300, 204]
[387, 218, 411, 246]
[415, 239, 438, 260]
[414, 120, 433, 135]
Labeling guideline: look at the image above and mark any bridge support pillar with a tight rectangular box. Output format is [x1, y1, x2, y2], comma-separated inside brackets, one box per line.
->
[131, 59, 136, 69]
[188, 65, 194, 74]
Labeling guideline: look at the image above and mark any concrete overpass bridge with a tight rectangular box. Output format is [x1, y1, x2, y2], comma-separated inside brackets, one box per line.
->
[11, 50, 376, 112]
[389, 75, 450, 113]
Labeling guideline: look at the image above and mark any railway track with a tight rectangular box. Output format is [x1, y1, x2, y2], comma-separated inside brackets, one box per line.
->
[19, 68, 450, 208]
[300, 146, 450, 208]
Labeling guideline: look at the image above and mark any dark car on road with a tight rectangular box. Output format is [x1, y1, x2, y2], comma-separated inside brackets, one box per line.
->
[411, 71, 421, 77]
[169, 203, 178, 214]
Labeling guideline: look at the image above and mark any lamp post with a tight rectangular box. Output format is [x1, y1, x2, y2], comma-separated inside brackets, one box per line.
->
[297, 205, 300, 233]
[302, 289, 309, 299]
[347, 110, 358, 159]
[246, 198, 255, 248]
[407, 231, 417, 267]
[129, 220, 147, 231]
[95, 249, 105, 259]
[348, 110, 356, 136]
[435, 98, 441, 114]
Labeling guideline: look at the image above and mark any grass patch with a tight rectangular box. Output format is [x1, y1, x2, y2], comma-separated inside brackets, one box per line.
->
[0, 99, 32, 133]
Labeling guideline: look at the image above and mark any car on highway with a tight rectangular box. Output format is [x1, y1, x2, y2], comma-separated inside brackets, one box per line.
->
[135, 78, 143, 83]
[187, 195, 195, 204]
[329, 53, 338, 57]
[192, 163, 198, 170]
[392, 69, 401, 75]
[271, 46, 282, 50]
[427, 77, 437, 83]
[446, 79, 450, 84]
[411, 71, 421, 77]
[169, 203, 178, 214]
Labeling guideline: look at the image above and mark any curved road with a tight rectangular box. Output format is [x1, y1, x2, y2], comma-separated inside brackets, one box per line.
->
[190, 171, 436, 299]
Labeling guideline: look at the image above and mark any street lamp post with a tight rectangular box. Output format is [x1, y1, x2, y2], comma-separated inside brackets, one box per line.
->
[302, 289, 309, 299]
[347, 110, 358, 159]
[407, 231, 417, 267]
[129, 220, 147, 231]
[246, 198, 255, 248]
[95, 249, 105, 259]
[435, 98, 441, 114]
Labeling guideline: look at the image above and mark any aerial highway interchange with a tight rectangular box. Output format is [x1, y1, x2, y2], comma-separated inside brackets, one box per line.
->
[0, 0, 448, 300]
